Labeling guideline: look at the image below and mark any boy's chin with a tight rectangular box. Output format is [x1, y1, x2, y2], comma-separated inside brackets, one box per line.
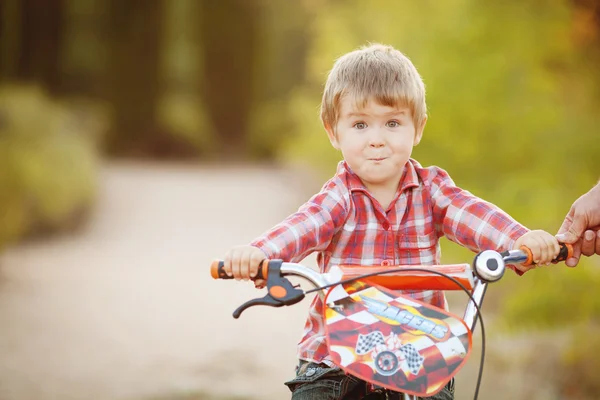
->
[358, 173, 399, 186]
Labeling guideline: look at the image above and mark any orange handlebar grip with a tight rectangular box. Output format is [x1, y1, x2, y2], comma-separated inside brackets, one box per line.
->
[210, 259, 269, 280]
[210, 260, 225, 279]
[519, 245, 534, 266]
[566, 243, 574, 259]
[259, 260, 269, 280]
[554, 243, 574, 263]
[520, 242, 574, 266]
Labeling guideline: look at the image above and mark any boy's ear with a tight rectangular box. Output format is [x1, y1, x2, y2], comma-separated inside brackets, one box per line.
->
[325, 123, 340, 149]
[413, 116, 427, 146]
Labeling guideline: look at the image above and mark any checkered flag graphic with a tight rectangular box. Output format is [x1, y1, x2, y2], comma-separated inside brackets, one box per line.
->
[355, 331, 386, 355]
[399, 343, 424, 375]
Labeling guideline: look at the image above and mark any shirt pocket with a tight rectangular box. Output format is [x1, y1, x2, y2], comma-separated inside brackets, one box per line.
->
[399, 230, 437, 249]
[397, 230, 438, 264]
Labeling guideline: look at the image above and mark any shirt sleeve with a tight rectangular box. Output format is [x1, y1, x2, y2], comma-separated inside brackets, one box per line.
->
[428, 166, 529, 258]
[250, 186, 348, 263]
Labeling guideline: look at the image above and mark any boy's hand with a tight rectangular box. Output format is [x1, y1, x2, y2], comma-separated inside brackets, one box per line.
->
[223, 245, 267, 287]
[513, 230, 561, 272]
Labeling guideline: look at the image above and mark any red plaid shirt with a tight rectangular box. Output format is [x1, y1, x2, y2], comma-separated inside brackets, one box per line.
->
[251, 159, 528, 366]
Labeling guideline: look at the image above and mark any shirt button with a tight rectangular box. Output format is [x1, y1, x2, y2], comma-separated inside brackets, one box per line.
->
[382, 222, 390, 230]
[381, 260, 391, 266]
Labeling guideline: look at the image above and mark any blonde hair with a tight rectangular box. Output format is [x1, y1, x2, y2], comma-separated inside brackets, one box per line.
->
[320, 43, 427, 131]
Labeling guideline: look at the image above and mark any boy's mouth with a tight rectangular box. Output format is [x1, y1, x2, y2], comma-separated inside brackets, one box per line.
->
[368, 157, 387, 162]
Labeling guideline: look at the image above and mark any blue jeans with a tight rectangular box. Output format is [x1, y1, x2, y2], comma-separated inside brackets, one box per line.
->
[284, 362, 454, 400]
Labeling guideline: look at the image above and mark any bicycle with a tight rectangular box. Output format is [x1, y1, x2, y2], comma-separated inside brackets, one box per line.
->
[210, 243, 572, 400]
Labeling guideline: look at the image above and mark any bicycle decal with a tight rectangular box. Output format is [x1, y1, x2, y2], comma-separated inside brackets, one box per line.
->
[324, 283, 472, 397]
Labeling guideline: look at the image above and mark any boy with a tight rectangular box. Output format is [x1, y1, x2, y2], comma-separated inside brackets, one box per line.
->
[222, 43, 560, 400]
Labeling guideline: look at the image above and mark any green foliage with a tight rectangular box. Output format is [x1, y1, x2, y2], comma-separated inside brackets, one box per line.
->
[496, 261, 600, 331]
[0, 85, 101, 248]
[246, 0, 315, 159]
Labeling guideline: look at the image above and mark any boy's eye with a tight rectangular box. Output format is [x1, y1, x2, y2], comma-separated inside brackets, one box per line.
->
[353, 122, 367, 129]
[386, 120, 400, 128]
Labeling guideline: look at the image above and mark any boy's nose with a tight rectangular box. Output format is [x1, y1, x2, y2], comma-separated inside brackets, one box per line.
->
[369, 132, 385, 147]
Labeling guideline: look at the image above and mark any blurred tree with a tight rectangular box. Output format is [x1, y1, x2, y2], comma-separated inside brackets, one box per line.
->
[59, 0, 109, 99]
[199, 0, 259, 158]
[246, 0, 313, 159]
[156, 0, 216, 158]
[0, 0, 64, 94]
[0, 0, 18, 81]
[105, 0, 164, 156]
[156, 0, 312, 160]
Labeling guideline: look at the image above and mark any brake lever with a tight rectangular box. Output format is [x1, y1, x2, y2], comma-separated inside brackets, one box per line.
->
[232, 260, 305, 319]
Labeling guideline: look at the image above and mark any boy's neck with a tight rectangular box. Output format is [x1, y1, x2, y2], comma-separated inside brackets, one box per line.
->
[363, 181, 401, 211]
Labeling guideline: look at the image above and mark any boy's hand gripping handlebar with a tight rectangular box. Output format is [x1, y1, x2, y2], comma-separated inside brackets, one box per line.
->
[514, 243, 573, 266]
[210, 259, 306, 318]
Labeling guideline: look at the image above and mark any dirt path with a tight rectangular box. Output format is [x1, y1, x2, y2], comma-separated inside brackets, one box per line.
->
[0, 162, 321, 400]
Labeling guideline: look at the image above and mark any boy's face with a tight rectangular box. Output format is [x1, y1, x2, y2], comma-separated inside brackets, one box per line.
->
[327, 96, 425, 193]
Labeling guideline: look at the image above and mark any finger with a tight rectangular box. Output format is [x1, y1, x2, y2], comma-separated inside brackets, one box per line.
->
[565, 211, 588, 244]
[513, 263, 526, 273]
[531, 236, 547, 265]
[566, 240, 582, 267]
[249, 250, 263, 279]
[240, 250, 251, 280]
[556, 209, 574, 236]
[254, 279, 266, 289]
[540, 235, 552, 265]
[581, 230, 596, 257]
[514, 263, 535, 273]
[223, 252, 233, 276]
[551, 234, 561, 260]
[542, 234, 560, 265]
[596, 230, 600, 256]
[230, 248, 242, 280]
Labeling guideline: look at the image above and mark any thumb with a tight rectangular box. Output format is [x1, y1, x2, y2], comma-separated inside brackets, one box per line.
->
[254, 279, 266, 289]
[556, 217, 586, 244]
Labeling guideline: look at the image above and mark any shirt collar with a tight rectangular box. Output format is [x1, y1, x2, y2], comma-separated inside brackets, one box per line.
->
[338, 159, 420, 194]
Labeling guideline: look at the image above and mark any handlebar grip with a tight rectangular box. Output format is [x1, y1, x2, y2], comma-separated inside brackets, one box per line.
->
[520, 242, 573, 266]
[210, 259, 269, 280]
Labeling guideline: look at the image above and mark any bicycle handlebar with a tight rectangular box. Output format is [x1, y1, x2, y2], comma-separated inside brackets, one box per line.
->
[210, 243, 572, 320]
[210, 243, 573, 285]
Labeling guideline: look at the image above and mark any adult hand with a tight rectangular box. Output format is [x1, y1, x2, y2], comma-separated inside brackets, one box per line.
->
[556, 183, 600, 267]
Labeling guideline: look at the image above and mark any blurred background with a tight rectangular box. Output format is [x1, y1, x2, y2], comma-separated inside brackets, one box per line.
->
[0, 0, 599, 399]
